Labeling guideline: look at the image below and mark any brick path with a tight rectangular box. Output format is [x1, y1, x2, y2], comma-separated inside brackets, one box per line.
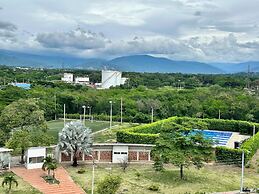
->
[12, 166, 85, 194]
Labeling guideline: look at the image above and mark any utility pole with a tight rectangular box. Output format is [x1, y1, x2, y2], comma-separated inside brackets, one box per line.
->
[63, 104, 66, 127]
[240, 150, 245, 193]
[82, 105, 86, 125]
[87, 106, 92, 121]
[218, 109, 221, 119]
[120, 97, 123, 125]
[151, 107, 154, 123]
[54, 94, 57, 120]
[109, 101, 113, 129]
[253, 125, 256, 141]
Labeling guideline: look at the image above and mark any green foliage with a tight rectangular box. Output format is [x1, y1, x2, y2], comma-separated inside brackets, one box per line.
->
[154, 124, 214, 179]
[241, 131, 259, 161]
[0, 98, 47, 133]
[58, 121, 92, 166]
[96, 175, 122, 194]
[42, 156, 57, 179]
[215, 147, 246, 166]
[147, 184, 160, 191]
[153, 155, 164, 172]
[1, 173, 18, 193]
[117, 116, 259, 144]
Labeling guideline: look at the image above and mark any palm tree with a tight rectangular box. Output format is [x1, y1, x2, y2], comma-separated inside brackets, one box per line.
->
[42, 156, 54, 177]
[42, 156, 58, 179]
[58, 121, 92, 166]
[2, 174, 18, 193]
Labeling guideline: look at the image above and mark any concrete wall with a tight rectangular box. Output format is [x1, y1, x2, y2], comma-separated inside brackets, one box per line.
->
[26, 147, 46, 169]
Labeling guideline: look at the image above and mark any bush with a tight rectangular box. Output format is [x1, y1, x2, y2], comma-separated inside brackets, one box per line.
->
[97, 175, 122, 194]
[148, 184, 160, 191]
[241, 131, 259, 161]
[77, 168, 86, 174]
[215, 147, 247, 166]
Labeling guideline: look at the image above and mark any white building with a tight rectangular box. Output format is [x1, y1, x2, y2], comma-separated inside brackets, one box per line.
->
[75, 77, 90, 85]
[25, 147, 46, 169]
[61, 73, 74, 83]
[100, 70, 128, 89]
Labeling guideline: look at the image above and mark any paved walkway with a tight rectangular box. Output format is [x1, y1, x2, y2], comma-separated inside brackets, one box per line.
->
[12, 166, 85, 194]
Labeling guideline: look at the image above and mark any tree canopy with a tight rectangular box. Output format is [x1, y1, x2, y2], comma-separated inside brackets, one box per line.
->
[58, 121, 92, 166]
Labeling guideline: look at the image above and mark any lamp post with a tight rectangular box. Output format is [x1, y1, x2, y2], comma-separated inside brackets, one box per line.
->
[88, 155, 95, 194]
[120, 97, 123, 125]
[109, 101, 113, 129]
[87, 106, 92, 122]
[63, 104, 66, 127]
[151, 107, 154, 123]
[82, 105, 86, 125]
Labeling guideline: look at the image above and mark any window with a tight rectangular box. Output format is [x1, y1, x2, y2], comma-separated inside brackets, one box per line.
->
[114, 152, 120, 154]
[121, 152, 127, 155]
[29, 156, 44, 164]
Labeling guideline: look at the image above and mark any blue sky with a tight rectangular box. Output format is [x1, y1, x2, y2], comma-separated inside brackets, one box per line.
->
[0, 0, 259, 62]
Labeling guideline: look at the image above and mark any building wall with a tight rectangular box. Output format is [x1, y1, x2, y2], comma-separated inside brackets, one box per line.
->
[59, 144, 152, 163]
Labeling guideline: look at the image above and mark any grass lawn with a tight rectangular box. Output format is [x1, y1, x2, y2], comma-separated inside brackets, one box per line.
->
[46, 120, 114, 142]
[93, 123, 139, 143]
[0, 172, 41, 194]
[66, 163, 259, 194]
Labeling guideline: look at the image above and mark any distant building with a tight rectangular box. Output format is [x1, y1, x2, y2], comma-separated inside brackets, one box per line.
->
[75, 77, 90, 85]
[99, 70, 128, 89]
[61, 73, 74, 83]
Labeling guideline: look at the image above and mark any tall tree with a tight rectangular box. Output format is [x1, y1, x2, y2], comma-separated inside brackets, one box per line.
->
[58, 121, 92, 166]
[0, 98, 47, 133]
[153, 122, 213, 179]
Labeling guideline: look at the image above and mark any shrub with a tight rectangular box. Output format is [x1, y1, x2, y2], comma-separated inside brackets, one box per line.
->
[135, 171, 141, 180]
[148, 184, 159, 191]
[215, 147, 247, 166]
[77, 168, 86, 174]
[96, 175, 122, 194]
[241, 131, 259, 161]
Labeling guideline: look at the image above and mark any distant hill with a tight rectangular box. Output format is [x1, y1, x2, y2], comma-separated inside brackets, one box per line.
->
[108, 55, 224, 74]
[1, 49, 258, 74]
[0, 49, 105, 69]
[210, 61, 259, 73]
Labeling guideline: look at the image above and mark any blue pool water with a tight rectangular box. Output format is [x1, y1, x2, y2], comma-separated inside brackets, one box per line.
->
[194, 129, 232, 146]
[13, 83, 31, 90]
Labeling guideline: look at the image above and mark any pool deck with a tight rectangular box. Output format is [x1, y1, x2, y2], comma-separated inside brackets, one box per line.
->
[226, 132, 250, 148]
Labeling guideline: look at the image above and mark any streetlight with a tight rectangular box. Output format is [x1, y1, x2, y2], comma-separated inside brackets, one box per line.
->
[63, 104, 66, 127]
[88, 155, 95, 194]
[120, 97, 123, 125]
[82, 105, 86, 125]
[109, 101, 113, 129]
[87, 106, 92, 122]
[151, 107, 154, 123]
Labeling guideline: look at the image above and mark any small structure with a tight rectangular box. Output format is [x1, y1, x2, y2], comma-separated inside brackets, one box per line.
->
[59, 143, 153, 164]
[61, 73, 74, 83]
[75, 76, 90, 85]
[0, 148, 12, 170]
[97, 70, 128, 89]
[25, 147, 46, 169]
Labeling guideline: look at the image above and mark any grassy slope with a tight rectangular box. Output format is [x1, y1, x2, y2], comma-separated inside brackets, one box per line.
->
[0, 173, 41, 194]
[66, 164, 259, 194]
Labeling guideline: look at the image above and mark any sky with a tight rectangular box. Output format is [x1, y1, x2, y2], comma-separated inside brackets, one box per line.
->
[0, 0, 259, 62]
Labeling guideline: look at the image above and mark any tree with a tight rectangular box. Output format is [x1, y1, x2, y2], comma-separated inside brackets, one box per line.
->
[42, 156, 58, 179]
[153, 123, 213, 179]
[0, 98, 47, 133]
[6, 130, 54, 164]
[58, 121, 92, 167]
[2, 174, 18, 193]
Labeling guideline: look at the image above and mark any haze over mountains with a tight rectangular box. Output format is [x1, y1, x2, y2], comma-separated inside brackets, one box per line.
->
[0, 49, 258, 74]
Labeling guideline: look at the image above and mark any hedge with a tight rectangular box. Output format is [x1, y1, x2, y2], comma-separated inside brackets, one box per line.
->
[117, 116, 259, 144]
[241, 130, 259, 161]
[117, 116, 259, 163]
[215, 147, 247, 166]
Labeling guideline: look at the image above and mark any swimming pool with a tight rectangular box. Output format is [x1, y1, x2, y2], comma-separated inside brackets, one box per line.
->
[194, 129, 232, 146]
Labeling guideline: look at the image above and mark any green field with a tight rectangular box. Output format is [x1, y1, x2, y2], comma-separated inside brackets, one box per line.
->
[0, 173, 41, 194]
[66, 163, 259, 194]
[47, 120, 113, 142]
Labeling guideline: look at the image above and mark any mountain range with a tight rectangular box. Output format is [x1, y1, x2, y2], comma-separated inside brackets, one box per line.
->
[0, 49, 258, 74]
